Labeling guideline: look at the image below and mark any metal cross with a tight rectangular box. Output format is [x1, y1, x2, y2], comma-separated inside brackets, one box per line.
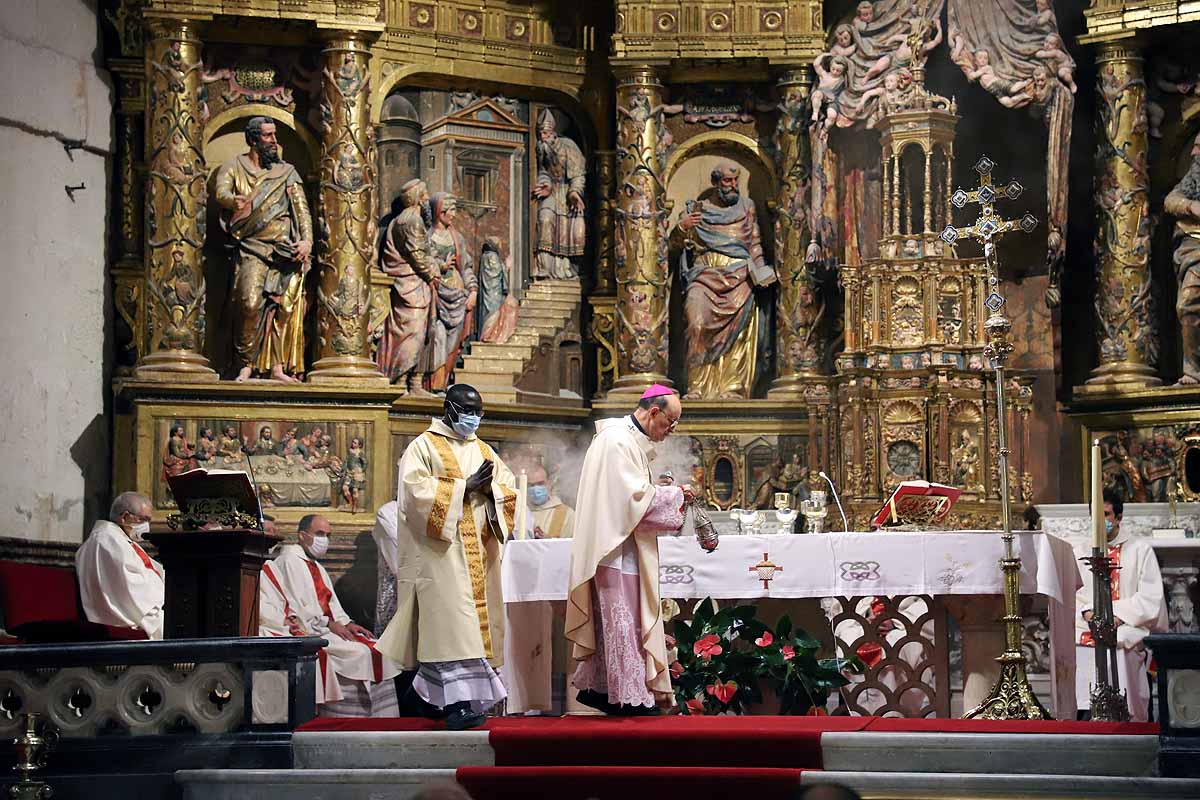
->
[939, 156, 1038, 314]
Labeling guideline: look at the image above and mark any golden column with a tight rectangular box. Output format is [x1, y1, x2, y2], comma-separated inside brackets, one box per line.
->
[137, 17, 216, 381]
[110, 56, 145, 373]
[611, 66, 671, 392]
[1082, 37, 1161, 393]
[769, 68, 825, 394]
[308, 32, 387, 384]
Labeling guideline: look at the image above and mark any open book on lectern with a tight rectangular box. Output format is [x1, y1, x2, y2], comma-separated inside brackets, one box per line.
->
[165, 467, 263, 530]
[870, 480, 962, 529]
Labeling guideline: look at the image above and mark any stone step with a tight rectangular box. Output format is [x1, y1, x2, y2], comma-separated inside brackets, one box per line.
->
[292, 731, 493, 770]
[456, 371, 523, 390]
[479, 389, 519, 405]
[521, 297, 578, 312]
[821, 732, 1158, 778]
[518, 308, 573, 324]
[468, 342, 535, 361]
[176, 768, 456, 800]
[460, 356, 524, 375]
[804, 771, 1200, 799]
[515, 322, 559, 338]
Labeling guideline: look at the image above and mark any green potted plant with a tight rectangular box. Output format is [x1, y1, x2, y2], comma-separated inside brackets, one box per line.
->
[669, 598, 859, 715]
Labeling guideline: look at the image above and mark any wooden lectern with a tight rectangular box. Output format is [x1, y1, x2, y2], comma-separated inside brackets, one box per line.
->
[149, 468, 281, 638]
[144, 527, 280, 638]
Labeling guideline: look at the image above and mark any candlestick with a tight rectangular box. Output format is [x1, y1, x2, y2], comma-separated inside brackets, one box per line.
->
[1091, 440, 1105, 550]
[516, 470, 528, 540]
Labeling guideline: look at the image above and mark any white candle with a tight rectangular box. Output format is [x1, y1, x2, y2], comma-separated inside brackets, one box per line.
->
[516, 470, 528, 540]
[1091, 440, 1105, 550]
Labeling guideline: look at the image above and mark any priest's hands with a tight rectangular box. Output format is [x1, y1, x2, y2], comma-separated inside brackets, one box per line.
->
[329, 620, 375, 641]
[285, 614, 307, 637]
[465, 460, 494, 495]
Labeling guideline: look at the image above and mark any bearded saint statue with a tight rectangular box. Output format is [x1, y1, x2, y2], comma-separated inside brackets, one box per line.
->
[673, 161, 776, 399]
[213, 116, 313, 382]
[1166, 132, 1200, 385]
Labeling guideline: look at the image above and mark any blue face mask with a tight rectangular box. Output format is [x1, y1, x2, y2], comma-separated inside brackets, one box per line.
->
[452, 413, 481, 438]
[1105, 519, 1114, 536]
[529, 485, 550, 506]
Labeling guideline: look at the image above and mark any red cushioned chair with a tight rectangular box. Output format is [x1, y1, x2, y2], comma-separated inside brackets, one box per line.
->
[0, 560, 148, 644]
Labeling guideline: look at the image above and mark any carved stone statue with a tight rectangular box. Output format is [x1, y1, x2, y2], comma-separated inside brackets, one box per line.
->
[213, 117, 313, 382]
[674, 161, 776, 399]
[533, 109, 587, 280]
[376, 178, 436, 396]
[428, 193, 478, 392]
[1166, 133, 1200, 384]
[477, 236, 519, 344]
[951, 429, 980, 491]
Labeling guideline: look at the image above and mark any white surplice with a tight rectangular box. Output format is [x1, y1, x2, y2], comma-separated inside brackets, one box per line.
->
[1074, 528, 1168, 721]
[75, 520, 164, 639]
[259, 544, 400, 708]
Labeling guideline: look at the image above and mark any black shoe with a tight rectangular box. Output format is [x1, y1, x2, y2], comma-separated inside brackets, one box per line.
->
[620, 703, 663, 717]
[444, 702, 486, 730]
[576, 689, 621, 715]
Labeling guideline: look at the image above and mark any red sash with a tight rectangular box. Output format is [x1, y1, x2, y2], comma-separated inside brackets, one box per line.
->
[263, 562, 330, 683]
[1080, 543, 1122, 647]
[130, 540, 161, 578]
[303, 559, 383, 682]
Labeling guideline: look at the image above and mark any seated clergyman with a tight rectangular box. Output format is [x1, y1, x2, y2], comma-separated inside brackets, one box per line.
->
[260, 514, 401, 717]
[75, 491, 164, 639]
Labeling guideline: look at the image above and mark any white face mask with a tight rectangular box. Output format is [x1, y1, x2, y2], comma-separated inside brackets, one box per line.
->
[130, 521, 150, 541]
[307, 534, 329, 559]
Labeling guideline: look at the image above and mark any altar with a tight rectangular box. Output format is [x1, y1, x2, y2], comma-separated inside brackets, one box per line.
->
[501, 530, 1082, 718]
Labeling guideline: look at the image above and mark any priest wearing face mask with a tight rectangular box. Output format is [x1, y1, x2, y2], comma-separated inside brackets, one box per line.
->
[529, 464, 575, 539]
[75, 491, 164, 639]
[1074, 490, 1168, 721]
[376, 383, 521, 730]
[259, 514, 401, 717]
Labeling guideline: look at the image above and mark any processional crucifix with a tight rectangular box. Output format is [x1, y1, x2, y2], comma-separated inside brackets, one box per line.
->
[940, 157, 1051, 720]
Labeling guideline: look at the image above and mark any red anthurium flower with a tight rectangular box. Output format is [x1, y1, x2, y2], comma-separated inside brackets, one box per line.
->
[694, 634, 723, 660]
[806, 705, 829, 716]
[706, 680, 738, 705]
[754, 631, 774, 648]
[781, 645, 796, 660]
[670, 661, 684, 680]
[685, 698, 706, 715]
[856, 642, 883, 668]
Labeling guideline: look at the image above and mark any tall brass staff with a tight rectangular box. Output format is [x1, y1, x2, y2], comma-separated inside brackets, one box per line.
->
[941, 156, 1050, 720]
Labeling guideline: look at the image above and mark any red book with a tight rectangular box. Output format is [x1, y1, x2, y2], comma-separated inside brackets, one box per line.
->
[870, 481, 962, 529]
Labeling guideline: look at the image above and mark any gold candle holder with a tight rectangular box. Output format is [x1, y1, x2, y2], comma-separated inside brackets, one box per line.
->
[10, 712, 57, 800]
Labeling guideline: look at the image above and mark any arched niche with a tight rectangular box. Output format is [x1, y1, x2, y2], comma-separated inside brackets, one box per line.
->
[200, 106, 319, 376]
[203, 104, 319, 181]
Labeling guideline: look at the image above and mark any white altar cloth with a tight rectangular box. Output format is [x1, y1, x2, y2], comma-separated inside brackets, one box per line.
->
[502, 531, 1082, 717]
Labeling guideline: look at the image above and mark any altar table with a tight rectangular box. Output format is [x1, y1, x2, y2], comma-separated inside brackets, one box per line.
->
[501, 531, 1082, 717]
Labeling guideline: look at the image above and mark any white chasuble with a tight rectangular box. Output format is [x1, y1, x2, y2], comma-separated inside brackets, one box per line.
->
[375, 418, 519, 668]
[565, 416, 686, 698]
[533, 497, 575, 539]
[75, 520, 165, 639]
[259, 544, 400, 706]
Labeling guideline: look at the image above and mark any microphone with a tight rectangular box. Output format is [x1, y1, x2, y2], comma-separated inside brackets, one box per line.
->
[818, 471, 849, 533]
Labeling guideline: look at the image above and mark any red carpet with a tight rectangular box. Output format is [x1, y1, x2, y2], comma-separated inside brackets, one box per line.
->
[455, 766, 806, 800]
[485, 715, 867, 768]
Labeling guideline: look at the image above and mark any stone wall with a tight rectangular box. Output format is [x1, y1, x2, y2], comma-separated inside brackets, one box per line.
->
[0, 2, 112, 544]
